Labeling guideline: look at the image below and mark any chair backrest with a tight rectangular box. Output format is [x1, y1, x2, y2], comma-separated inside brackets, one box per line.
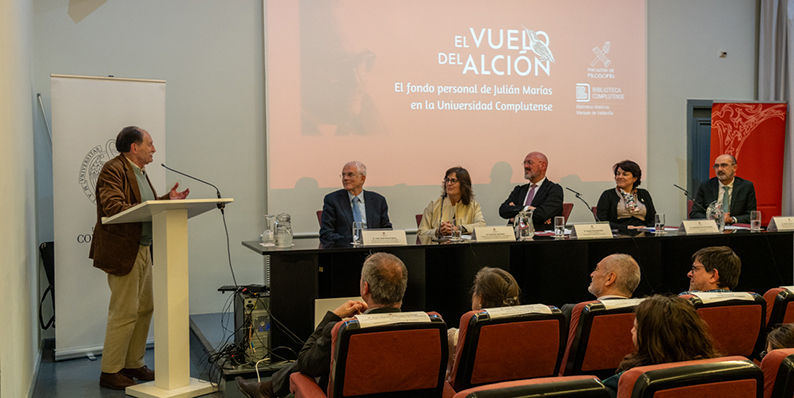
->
[764, 287, 794, 329]
[452, 376, 608, 398]
[416, 213, 423, 227]
[316, 210, 323, 227]
[683, 293, 766, 358]
[617, 356, 762, 398]
[449, 306, 567, 392]
[761, 348, 794, 398]
[328, 313, 448, 398]
[687, 199, 694, 217]
[562, 203, 574, 224]
[591, 206, 597, 219]
[560, 300, 641, 380]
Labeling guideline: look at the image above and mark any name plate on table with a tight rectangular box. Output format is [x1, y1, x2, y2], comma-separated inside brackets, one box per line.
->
[355, 311, 430, 328]
[473, 226, 515, 242]
[768, 217, 794, 232]
[362, 230, 407, 246]
[570, 224, 612, 239]
[679, 220, 719, 235]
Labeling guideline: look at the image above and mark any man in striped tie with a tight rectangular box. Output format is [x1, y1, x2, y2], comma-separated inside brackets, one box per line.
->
[499, 152, 564, 231]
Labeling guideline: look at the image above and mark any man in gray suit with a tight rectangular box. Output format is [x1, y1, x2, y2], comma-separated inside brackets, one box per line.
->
[690, 154, 757, 225]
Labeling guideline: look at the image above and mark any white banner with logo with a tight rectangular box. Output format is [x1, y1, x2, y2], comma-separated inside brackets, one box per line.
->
[51, 74, 166, 360]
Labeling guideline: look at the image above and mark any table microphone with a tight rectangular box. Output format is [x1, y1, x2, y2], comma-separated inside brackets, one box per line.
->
[565, 187, 599, 222]
[161, 163, 225, 213]
[672, 184, 706, 214]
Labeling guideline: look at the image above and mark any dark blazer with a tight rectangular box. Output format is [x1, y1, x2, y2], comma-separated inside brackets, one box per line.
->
[689, 177, 757, 223]
[270, 306, 401, 396]
[499, 179, 564, 231]
[89, 154, 168, 276]
[596, 188, 656, 230]
[319, 189, 392, 244]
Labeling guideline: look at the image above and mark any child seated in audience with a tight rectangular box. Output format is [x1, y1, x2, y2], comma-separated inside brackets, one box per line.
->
[602, 294, 720, 397]
[446, 267, 521, 379]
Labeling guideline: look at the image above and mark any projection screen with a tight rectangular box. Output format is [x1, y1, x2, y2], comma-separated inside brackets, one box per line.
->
[264, 0, 646, 234]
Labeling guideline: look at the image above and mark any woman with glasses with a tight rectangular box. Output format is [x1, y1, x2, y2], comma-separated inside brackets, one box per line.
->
[602, 295, 720, 397]
[596, 160, 657, 231]
[418, 167, 485, 239]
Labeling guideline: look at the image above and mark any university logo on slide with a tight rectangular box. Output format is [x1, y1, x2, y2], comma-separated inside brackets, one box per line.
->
[79, 139, 118, 204]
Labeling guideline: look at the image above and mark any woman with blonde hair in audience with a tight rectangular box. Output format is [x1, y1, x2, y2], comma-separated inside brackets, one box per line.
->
[602, 294, 719, 397]
[446, 267, 521, 378]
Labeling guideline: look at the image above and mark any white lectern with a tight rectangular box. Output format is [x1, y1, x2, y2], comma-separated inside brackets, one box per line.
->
[103, 198, 233, 398]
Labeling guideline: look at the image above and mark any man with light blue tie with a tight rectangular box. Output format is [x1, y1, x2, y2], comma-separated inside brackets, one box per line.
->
[320, 161, 392, 245]
[689, 154, 757, 225]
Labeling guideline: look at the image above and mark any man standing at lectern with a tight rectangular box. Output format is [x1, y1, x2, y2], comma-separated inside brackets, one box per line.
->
[90, 126, 189, 390]
[319, 161, 392, 245]
[499, 151, 564, 230]
[689, 154, 757, 225]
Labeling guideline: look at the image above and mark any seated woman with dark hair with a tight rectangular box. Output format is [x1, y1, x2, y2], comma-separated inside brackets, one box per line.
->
[446, 267, 520, 378]
[602, 294, 720, 397]
[764, 324, 794, 356]
[596, 160, 657, 231]
[418, 167, 485, 239]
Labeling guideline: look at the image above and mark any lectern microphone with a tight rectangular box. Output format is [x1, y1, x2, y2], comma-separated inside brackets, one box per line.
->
[161, 163, 225, 213]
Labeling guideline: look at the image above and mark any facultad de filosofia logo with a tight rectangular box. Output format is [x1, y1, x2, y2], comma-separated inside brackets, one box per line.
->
[79, 139, 118, 204]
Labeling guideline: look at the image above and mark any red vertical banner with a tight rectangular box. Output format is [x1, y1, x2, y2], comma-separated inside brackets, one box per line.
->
[711, 103, 787, 225]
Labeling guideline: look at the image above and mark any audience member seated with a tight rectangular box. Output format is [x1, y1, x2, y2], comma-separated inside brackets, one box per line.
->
[765, 324, 794, 355]
[418, 167, 486, 239]
[235, 252, 408, 398]
[761, 324, 794, 398]
[560, 254, 641, 324]
[596, 160, 656, 231]
[680, 246, 741, 294]
[446, 267, 520, 377]
[601, 294, 720, 398]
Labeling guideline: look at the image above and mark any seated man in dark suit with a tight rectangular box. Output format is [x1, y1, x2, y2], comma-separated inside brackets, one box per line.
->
[320, 161, 392, 245]
[680, 246, 741, 294]
[236, 252, 408, 398]
[499, 151, 564, 230]
[689, 154, 757, 225]
[560, 254, 641, 324]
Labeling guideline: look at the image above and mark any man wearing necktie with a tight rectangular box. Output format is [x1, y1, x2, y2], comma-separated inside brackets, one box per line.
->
[499, 151, 564, 231]
[689, 154, 757, 225]
[320, 161, 392, 245]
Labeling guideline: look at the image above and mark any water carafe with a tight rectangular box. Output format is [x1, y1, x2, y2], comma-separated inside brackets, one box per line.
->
[274, 213, 293, 247]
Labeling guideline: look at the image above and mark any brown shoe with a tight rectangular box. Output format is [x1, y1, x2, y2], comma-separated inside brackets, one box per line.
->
[121, 365, 155, 381]
[99, 372, 136, 390]
[236, 377, 275, 398]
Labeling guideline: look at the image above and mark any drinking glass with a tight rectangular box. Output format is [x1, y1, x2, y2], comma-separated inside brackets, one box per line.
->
[352, 222, 364, 246]
[654, 214, 665, 235]
[450, 219, 462, 242]
[751, 211, 762, 232]
[554, 216, 565, 239]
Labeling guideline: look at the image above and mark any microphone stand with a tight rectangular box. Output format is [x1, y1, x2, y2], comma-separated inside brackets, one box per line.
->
[565, 187, 599, 222]
[673, 184, 707, 214]
[161, 163, 225, 214]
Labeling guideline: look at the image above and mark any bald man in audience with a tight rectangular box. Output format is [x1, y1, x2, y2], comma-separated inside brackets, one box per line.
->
[560, 254, 641, 324]
[680, 246, 741, 294]
[236, 252, 408, 398]
[499, 151, 564, 231]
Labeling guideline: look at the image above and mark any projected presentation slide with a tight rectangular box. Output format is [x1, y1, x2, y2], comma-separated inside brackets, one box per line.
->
[266, 0, 646, 190]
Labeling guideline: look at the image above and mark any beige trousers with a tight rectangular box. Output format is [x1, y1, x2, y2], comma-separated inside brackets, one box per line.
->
[100, 245, 154, 373]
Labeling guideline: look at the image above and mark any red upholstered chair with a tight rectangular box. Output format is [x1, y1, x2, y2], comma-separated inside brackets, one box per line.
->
[761, 348, 794, 398]
[563, 203, 574, 224]
[446, 306, 567, 394]
[763, 287, 794, 329]
[682, 293, 766, 358]
[416, 214, 423, 227]
[560, 300, 642, 380]
[687, 199, 694, 217]
[591, 206, 597, 219]
[451, 376, 608, 398]
[316, 210, 323, 227]
[290, 312, 448, 398]
[616, 356, 762, 398]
